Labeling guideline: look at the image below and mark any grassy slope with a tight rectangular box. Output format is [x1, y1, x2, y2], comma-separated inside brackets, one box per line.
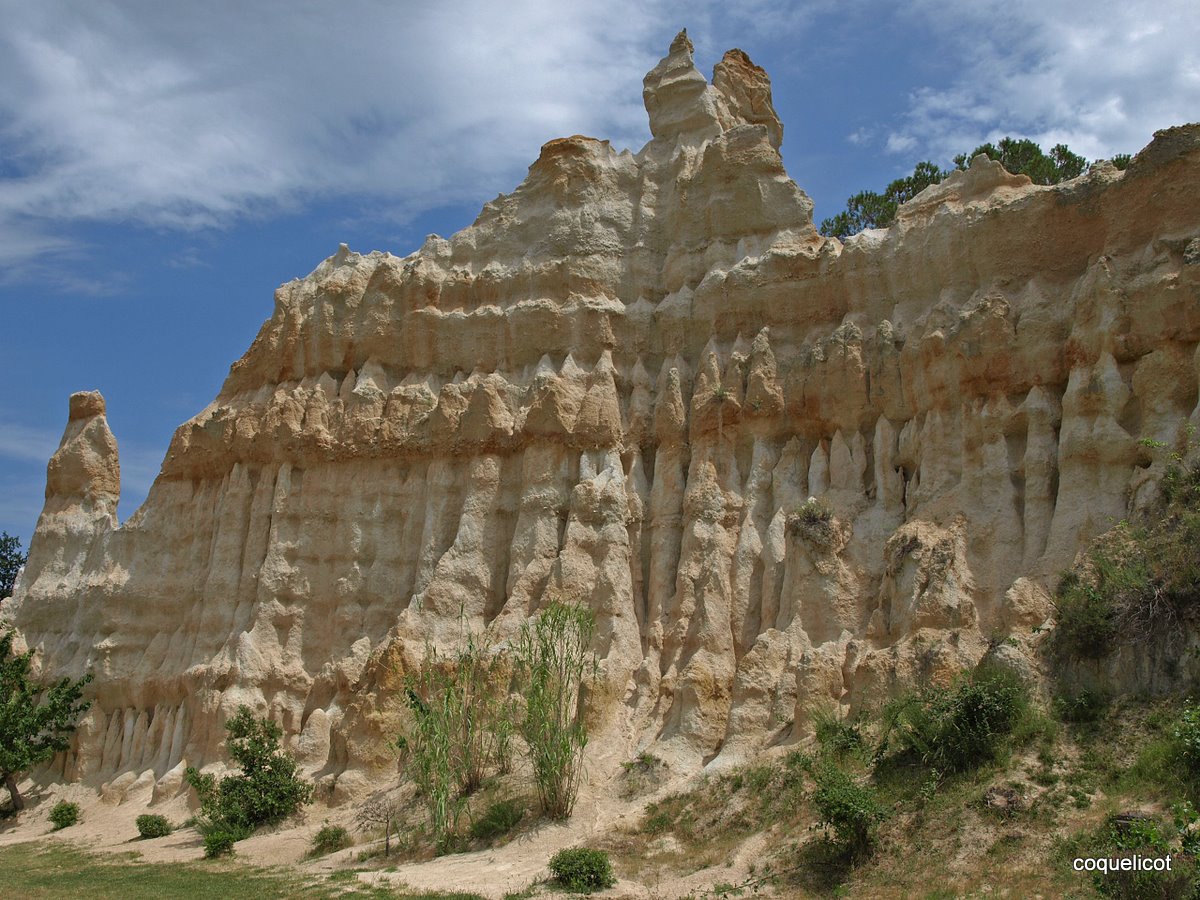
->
[0, 841, 485, 900]
[600, 694, 1198, 898]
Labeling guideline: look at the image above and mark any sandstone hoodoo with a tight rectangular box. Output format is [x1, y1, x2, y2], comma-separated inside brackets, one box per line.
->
[4, 32, 1200, 804]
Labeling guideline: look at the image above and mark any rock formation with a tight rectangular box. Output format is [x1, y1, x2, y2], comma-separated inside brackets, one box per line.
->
[4, 31, 1200, 798]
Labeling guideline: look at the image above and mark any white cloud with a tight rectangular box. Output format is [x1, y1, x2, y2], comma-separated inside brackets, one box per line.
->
[885, 0, 1200, 163]
[0, 418, 60, 465]
[1, 1, 730, 276]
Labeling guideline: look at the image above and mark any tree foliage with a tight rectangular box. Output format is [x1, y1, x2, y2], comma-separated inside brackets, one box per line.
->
[953, 137, 1087, 184]
[0, 629, 92, 810]
[821, 137, 1103, 239]
[819, 160, 948, 238]
[0, 532, 27, 599]
[184, 706, 312, 855]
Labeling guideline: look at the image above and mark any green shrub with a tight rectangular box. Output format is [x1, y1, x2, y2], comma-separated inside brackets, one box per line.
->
[202, 824, 249, 859]
[787, 498, 835, 546]
[135, 814, 172, 838]
[184, 707, 312, 856]
[807, 761, 885, 858]
[882, 666, 1029, 773]
[1053, 687, 1110, 724]
[469, 799, 524, 843]
[310, 823, 351, 856]
[48, 800, 79, 830]
[1052, 459, 1200, 662]
[547, 847, 616, 892]
[1067, 813, 1198, 899]
[1173, 702, 1200, 774]
[812, 706, 864, 756]
[1052, 576, 1116, 660]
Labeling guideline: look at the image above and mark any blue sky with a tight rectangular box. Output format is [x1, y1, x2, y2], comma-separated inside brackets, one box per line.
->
[1, 0, 1197, 541]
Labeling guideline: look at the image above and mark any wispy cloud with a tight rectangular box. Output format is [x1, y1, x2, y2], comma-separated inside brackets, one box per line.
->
[885, 0, 1200, 162]
[0, 0, 1194, 281]
[0, 418, 60, 465]
[0, 1, 694, 278]
[0, 410, 159, 508]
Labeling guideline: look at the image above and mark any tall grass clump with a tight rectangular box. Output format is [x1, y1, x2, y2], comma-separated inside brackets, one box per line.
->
[516, 602, 596, 819]
[787, 497, 836, 547]
[399, 630, 515, 849]
[812, 706, 864, 757]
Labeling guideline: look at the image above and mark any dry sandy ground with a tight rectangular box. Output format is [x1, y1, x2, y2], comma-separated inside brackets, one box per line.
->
[0, 770, 765, 899]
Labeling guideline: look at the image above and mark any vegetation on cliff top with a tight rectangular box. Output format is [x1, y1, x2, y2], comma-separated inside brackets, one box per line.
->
[820, 137, 1122, 238]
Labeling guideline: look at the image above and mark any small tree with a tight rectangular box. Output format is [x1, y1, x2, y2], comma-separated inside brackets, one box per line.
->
[0, 532, 28, 598]
[807, 760, 886, 858]
[356, 795, 402, 858]
[516, 602, 596, 819]
[0, 630, 92, 811]
[819, 160, 949, 237]
[184, 706, 312, 852]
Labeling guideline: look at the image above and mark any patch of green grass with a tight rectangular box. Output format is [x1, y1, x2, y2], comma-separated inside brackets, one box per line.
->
[0, 842, 383, 898]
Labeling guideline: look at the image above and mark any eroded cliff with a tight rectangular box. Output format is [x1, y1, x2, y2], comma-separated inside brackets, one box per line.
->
[5, 31, 1200, 800]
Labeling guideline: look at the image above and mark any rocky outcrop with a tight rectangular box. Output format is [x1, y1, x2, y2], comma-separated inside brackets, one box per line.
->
[4, 32, 1200, 795]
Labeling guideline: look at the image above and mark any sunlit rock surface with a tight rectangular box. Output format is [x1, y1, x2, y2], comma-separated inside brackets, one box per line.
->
[5, 31, 1200, 794]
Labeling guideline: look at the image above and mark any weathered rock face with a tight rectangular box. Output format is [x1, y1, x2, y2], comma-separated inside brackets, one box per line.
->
[5, 32, 1200, 792]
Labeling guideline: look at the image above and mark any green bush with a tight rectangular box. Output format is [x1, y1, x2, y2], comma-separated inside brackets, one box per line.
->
[807, 761, 885, 858]
[202, 824, 249, 859]
[1172, 702, 1200, 774]
[135, 814, 172, 838]
[48, 800, 79, 830]
[547, 847, 616, 892]
[184, 707, 312, 856]
[1067, 813, 1198, 899]
[1053, 687, 1110, 724]
[1052, 575, 1117, 660]
[883, 666, 1029, 773]
[1052, 458, 1200, 662]
[469, 799, 524, 843]
[812, 706, 863, 756]
[787, 498, 836, 546]
[310, 823, 351, 856]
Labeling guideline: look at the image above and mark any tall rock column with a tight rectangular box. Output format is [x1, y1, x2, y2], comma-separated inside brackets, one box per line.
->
[18, 391, 121, 599]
